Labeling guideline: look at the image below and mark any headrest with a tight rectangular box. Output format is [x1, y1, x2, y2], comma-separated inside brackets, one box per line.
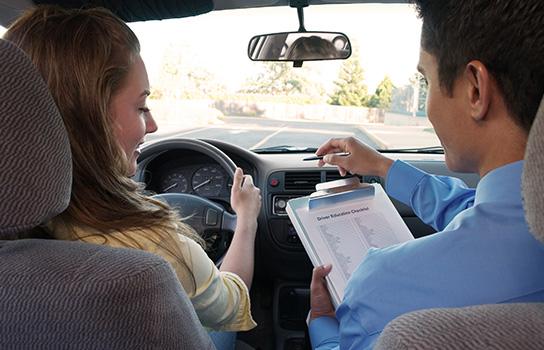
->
[523, 94, 544, 244]
[0, 39, 72, 238]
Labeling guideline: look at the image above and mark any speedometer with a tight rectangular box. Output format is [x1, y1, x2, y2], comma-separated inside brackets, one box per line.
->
[192, 165, 226, 197]
[160, 172, 188, 193]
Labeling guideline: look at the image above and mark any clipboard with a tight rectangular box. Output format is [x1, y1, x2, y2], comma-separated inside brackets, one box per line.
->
[309, 177, 374, 210]
[286, 177, 413, 307]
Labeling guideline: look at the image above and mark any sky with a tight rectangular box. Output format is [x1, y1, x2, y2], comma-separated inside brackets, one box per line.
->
[129, 4, 422, 93]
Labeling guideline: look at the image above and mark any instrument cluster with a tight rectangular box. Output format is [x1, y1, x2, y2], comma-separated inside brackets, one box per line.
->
[159, 163, 229, 197]
[142, 149, 255, 202]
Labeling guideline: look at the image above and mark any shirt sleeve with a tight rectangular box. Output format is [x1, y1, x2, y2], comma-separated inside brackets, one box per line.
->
[167, 234, 257, 332]
[385, 160, 476, 231]
[309, 317, 340, 350]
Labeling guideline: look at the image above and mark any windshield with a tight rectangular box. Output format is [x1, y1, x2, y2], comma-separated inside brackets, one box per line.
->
[130, 4, 439, 152]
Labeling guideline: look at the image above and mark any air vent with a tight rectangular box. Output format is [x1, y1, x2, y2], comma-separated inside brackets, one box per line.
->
[325, 171, 361, 182]
[285, 171, 321, 191]
[325, 171, 343, 182]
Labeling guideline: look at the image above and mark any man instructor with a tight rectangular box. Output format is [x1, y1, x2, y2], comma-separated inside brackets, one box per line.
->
[308, 1, 544, 349]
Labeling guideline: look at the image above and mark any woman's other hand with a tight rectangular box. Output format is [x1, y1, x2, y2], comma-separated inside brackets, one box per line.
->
[316, 137, 393, 178]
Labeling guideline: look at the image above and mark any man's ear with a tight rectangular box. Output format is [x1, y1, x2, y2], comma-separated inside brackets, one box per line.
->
[464, 60, 491, 122]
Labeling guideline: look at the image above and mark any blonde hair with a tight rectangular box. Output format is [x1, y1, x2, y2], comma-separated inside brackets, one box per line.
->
[4, 6, 204, 254]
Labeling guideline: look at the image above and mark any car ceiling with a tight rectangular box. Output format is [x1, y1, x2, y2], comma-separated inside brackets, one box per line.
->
[1, 0, 406, 26]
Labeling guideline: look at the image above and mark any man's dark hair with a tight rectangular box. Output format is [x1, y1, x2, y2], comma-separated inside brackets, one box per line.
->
[411, 0, 544, 132]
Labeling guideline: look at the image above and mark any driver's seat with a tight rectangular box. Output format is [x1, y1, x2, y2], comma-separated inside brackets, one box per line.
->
[0, 38, 215, 349]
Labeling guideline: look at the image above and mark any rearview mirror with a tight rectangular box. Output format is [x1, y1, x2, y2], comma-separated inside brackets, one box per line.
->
[248, 32, 351, 62]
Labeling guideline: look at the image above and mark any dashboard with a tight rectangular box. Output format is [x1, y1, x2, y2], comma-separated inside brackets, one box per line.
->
[136, 139, 480, 281]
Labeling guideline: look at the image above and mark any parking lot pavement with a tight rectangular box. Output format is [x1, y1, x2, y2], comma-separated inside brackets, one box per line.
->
[146, 116, 439, 151]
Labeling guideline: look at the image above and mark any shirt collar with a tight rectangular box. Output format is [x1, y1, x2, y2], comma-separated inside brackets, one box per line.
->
[474, 160, 524, 205]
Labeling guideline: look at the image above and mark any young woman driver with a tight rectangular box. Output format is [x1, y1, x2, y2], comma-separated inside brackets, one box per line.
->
[4, 6, 262, 348]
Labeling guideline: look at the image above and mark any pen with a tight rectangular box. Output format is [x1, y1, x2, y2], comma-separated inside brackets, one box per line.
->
[302, 152, 351, 161]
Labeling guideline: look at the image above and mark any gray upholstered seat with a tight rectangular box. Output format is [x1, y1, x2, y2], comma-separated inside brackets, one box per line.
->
[0, 38, 215, 349]
[374, 96, 544, 350]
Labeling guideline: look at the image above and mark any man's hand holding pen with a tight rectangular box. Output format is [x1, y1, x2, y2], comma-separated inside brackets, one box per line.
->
[310, 137, 394, 178]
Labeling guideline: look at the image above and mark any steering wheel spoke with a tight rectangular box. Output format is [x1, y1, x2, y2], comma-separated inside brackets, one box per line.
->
[222, 211, 237, 232]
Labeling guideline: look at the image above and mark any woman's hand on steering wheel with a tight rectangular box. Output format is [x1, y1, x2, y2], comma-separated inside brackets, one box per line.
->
[219, 167, 261, 287]
[230, 168, 261, 232]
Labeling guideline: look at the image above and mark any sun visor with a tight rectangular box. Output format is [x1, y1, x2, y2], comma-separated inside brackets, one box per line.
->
[34, 0, 214, 22]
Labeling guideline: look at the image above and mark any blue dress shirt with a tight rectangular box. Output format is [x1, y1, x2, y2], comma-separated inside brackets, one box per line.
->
[309, 160, 544, 350]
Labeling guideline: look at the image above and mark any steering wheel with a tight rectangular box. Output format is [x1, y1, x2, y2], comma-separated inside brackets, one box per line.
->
[138, 138, 238, 265]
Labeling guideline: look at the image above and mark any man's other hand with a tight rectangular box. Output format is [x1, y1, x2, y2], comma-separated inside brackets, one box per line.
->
[310, 264, 336, 320]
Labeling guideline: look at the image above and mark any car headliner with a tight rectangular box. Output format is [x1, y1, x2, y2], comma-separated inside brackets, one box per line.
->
[0, 0, 407, 27]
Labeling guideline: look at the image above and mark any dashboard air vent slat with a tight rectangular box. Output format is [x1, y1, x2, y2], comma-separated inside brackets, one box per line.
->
[325, 171, 343, 182]
[285, 171, 321, 191]
[326, 171, 361, 182]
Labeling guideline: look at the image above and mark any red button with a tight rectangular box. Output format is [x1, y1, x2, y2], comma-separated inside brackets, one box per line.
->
[270, 178, 280, 187]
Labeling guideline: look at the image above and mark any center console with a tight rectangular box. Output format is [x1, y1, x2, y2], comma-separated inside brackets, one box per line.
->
[273, 282, 311, 350]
